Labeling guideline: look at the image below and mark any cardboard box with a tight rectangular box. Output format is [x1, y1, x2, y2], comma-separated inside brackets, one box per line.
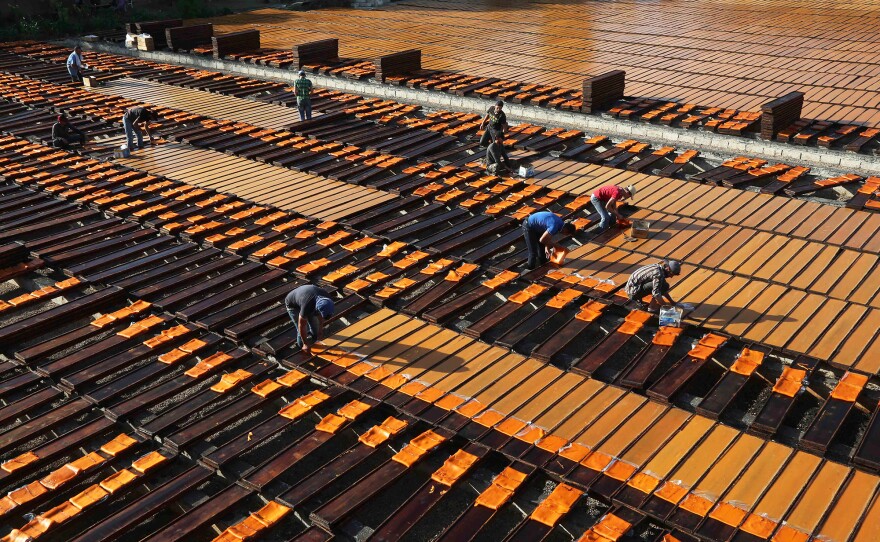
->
[82, 76, 101, 88]
[629, 220, 651, 239]
[137, 35, 155, 51]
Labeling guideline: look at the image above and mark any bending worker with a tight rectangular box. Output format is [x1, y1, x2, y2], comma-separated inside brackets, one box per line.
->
[51, 115, 86, 149]
[625, 260, 682, 312]
[523, 211, 575, 270]
[479, 100, 509, 148]
[591, 184, 635, 233]
[122, 106, 154, 153]
[285, 284, 335, 355]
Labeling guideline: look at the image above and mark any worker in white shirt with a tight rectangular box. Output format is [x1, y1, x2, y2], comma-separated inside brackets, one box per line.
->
[67, 45, 87, 83]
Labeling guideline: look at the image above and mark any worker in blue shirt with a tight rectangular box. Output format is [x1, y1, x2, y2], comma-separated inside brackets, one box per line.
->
[522, 211, 575, 270]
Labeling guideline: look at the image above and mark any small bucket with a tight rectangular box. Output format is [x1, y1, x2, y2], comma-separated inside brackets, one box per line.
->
[518, 162, 534, 178]
[114, 145, 130, 159]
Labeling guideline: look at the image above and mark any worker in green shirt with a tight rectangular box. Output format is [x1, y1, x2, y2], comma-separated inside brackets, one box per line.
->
[294, 70, 313, 121]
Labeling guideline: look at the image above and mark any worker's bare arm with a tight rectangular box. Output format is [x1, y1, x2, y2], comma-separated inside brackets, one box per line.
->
[298, 315, 311, 354]
[605, 198, 623, 218]
[143, 123, 155, 144]
[539, 230, 565, 251]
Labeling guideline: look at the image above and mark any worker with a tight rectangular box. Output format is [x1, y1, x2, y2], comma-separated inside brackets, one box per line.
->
[285, 284, 335, 355]
[479, 100, 508, 148]
[67, 45, 86, 83]
[625, 260, 682, 312]
[485, 140, 511, 174]
[523, 211, 576, 270]
[294, 70, 313, 121]
[591, 184, 636, 233]
[122, 106, 154, 153]
[51, 115, 86, 149]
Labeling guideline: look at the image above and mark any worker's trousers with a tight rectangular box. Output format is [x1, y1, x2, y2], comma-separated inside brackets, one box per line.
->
[522, 222, 547, 270]
[286, 305, 319, 347]
[591, 195, 613, 232]
[480, 128, 504, 148]
[52, 134, 84, 149]
[297, 99, 312, 121]
[486, 144, 510, 169]
[123, 116, 143, 150]
[68, 67, 82, 83]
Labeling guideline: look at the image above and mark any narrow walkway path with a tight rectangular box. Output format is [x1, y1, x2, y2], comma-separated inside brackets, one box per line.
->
[90, 77, 306, 130]
[111, 138, 395, 221]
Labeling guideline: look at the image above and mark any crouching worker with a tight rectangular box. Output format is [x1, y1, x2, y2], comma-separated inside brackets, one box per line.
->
[523, 211, 576, 270]
[52, 115, 86, 149]
[485, 140, 511, 174]
[285, 284, 335, 355]
[625, 260, 682, 312]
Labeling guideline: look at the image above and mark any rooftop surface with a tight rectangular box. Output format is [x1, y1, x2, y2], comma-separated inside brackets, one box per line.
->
[0, 1, 879, 541]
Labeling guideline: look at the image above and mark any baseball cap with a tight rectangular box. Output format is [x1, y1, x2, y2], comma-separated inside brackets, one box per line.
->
[315, 296, 335, 319]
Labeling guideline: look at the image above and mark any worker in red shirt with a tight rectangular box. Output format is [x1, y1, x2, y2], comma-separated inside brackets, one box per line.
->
[591, 184, 636, 232]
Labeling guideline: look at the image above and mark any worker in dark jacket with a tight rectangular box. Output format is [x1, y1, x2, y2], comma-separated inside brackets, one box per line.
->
[51, 115, 86, 149]
[485, 140, 511, 174]
[294, 70, 313, 121]
[523, 211, 575, 270]
[122, 106, 154, 153]
[479, 100, 508, 148]
[285, 284, 335, 355]
[626, 260, 682, 311]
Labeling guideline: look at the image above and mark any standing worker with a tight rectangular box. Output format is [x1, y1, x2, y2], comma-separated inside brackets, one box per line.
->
[479, 100, 509, 148]
[51, 115, 86, 149]
[625, 260, 682, 312]
[591, 184, 636, 233]
[295, 70, 313, 121]
[122, 106, 155, 154]
[522, 211, 575, 270]
[67, 45, 87, 83]
[285, 284, 335, 355]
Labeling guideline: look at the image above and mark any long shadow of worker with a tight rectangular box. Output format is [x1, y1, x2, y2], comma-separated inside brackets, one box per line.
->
[645, 219, 707, 232]
[689, 304, 796, 327]
[307, 333, 471, 375]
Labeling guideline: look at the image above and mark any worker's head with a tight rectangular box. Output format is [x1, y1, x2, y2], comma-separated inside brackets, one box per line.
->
[57, 114, 67, 124]
[665, 260, 681, 276]
[494, 100, 504, 113]
[74, 45, 81, 53]
[298, 70, 306, 78]
[561, 220, 576, 236]
[624, 185, 637, 199]
[315, 296, 335, 319]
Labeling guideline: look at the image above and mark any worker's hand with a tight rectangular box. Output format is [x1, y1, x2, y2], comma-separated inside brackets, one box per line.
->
[302, 343, 312, 356]
[544, 246, 553, 259]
